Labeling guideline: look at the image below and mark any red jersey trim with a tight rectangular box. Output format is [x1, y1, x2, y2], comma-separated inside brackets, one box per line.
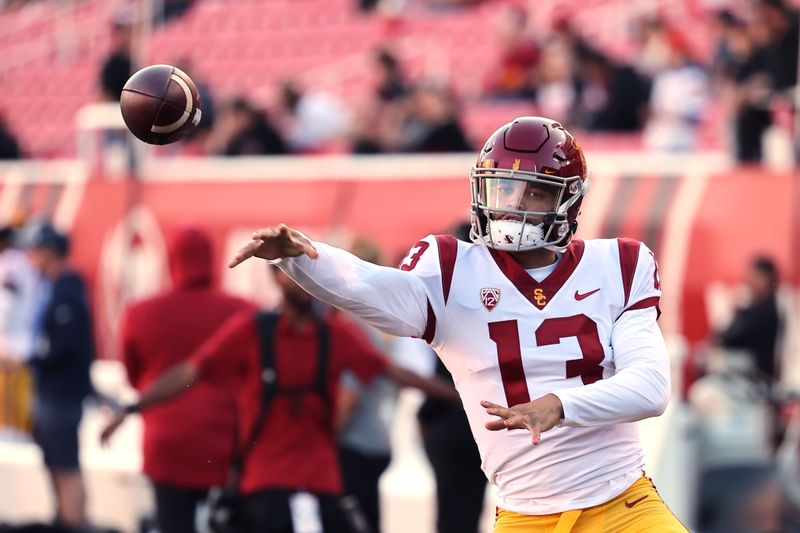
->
[422, 298, 436, 344]
[617, 238, 640, 306]
[434, 235, 458, 305]
[623, 296, 661, 320]
[487, 240, 585, 310]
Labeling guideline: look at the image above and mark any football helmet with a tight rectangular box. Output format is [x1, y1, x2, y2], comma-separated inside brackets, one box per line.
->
[469, 117, 590, 252]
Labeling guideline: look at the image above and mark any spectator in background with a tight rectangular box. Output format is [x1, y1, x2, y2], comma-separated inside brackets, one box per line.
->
[535, 37, 582, 127]
[120, 226, 254, 533]
[335, 239, 397, 533]
[26, 225, 94, 529]
[714, 256, 781, 386]
[352, 49, 413, 154]
[752, 0, 799, 98]
[176, 57, 215, 141]
[414, 221, 486, 533]
[643, 32, 708, 151]
[710, 11, 772, 162]
[0, 225, 40, 441]
[279, 81, 353, 154]
[0, 113, 21, 159]
[576, 50, 650, 132]
[102, 267, 459, 533]
[99, 13, 134, 101]
[205, 97, 287, 156]
[399, 83, 472, 153]
[374, 49, 411, 104]
[485, 5, 539, 99]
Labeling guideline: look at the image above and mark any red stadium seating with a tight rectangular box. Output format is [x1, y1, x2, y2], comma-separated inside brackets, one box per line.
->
[0, 0, 724, 159]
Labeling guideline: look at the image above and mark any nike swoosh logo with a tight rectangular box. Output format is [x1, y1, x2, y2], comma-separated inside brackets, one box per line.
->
[574, 288, 600, 301]
[625, 495, 648, 508]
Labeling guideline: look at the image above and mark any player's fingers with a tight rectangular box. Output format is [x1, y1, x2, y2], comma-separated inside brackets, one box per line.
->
[228, 240, 261, 268]
[483, 404, 512, 419]
[530, 422, 542, 445]
[481, 400, 506, 410]
[485, 419, 508, 431]
[301, 242, 319, 259]
[503, 415, 529, 431]
[252, 227, 278, 240]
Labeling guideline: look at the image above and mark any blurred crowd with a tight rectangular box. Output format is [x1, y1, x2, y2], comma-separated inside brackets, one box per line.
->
[0, 0, 795, 163]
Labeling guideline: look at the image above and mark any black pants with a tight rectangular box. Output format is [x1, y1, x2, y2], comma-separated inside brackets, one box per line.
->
[153, 482, 209, 533]
[421, 412, 487, 533]
[338, 446, 391, 532]
[240, 489, 349, 533]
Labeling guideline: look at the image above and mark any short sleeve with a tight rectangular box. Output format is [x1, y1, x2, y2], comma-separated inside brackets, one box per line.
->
[189, 310, 255, 385]
[616, 239, 662, 318]
[397, 234, 459, 346]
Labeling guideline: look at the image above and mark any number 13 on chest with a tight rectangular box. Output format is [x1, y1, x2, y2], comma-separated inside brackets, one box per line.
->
[488, 314, 605, 406]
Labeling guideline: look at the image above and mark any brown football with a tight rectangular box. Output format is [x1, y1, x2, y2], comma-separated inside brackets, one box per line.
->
[120, 64, 202, 145]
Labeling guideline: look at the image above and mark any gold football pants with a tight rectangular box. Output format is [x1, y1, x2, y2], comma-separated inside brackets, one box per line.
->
[494, 475, 687, 533]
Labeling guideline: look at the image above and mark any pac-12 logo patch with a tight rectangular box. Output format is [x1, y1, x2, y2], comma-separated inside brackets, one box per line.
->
[480, 288, 501, 311]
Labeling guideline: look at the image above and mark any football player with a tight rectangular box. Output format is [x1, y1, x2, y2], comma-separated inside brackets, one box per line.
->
[230, 117, 686, 532]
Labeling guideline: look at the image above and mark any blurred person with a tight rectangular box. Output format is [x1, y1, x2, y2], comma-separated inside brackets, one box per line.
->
[335, 239, 396, 533]
[414, 221, 487, 533]
[205, 97, 287, 156]
[697, 465, 784, 533]
[401, 84, 471, 153]
[535, 37, 582, 127]
[632, 16, 673, 79]
[0, 113, 21, 159]
[26, 225, 94, 529]
[373, 49, 411, 104]
[176, 57, 215, 140]
[279, 81, 353, 154]
[485, 6, 539, 99]
[576, 50, 650, 132]
[642, 32, 708, 152]
[714, 256, 781, 386]
[230, 116, 685, 532]
[120, 226, 254, 533]
[99, 12, 134, 102]
[0, 225, 40, 441]
[101, 268, 458, 533]
[352, 50, 413, 154]
[751, 0, 799, 96]
[711, 11, 772, 162]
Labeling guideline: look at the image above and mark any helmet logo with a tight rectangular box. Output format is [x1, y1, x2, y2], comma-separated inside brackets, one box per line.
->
[480, 288, 501, 311]
[512, 159, 521, 170]
[533, 288, 547, 307]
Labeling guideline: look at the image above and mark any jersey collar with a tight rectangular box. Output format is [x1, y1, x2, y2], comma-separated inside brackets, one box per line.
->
[487, 240, 585, 310]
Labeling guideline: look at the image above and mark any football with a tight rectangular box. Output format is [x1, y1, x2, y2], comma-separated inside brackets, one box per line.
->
[120, 64, 202, 145]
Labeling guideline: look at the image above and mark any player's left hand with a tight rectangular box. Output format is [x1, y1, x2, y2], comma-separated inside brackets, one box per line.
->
[481, 394, 564, 445]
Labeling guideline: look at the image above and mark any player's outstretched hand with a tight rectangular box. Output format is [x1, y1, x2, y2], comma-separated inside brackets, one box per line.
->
[481, 394, 564, 445]
[228, 224, 319, 268]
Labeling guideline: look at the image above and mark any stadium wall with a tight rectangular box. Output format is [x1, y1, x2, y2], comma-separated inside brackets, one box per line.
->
[0, 153, 797, 392]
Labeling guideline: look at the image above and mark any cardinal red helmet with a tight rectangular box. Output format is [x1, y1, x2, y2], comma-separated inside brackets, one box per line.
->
[469, 117, 590, 252]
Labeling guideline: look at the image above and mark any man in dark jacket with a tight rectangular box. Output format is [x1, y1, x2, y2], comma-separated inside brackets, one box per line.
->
[26, 225, 93, 529]
[715, 256, 781, 383]
[120, 225, 255, 533]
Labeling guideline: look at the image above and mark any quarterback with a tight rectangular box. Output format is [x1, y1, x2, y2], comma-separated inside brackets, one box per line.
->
[230, 117, 686, 532]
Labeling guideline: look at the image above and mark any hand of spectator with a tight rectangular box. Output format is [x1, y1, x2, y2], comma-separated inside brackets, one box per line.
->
[99, 405, 128, 447]
[481, 394, 564, 445]
[228, 224, 318, 268]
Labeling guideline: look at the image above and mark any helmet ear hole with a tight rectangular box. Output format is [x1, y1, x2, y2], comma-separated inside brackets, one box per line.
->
[570, 220, 579, 235]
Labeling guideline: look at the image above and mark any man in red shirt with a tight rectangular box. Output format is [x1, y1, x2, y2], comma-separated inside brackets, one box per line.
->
[102, 267, 457, 533]
[120, 226, 254, 533]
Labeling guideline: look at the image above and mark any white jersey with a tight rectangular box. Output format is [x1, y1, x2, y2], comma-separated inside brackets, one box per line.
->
[0, 248, 42, 362]
[278, 235, 670, 515]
